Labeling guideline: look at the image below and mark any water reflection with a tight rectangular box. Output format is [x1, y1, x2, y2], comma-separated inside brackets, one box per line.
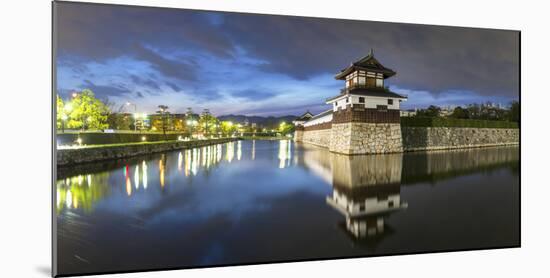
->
[299, 144, 519, 245]
[56, 141, 259, 213]
[56, 172, 111, 213]
[142, 160, 148, 189]
[56, 140, 519, 275]
[311, 151, 407, 244]
[278, 139, 292, 168]
[56, 141, 518, 218]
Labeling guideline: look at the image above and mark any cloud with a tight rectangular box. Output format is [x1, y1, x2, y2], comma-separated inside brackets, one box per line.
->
[217, 15, 519, 97]
[55, 2, 519, 115]
[129, 74, 161, 90]
[230, 89, 277, 101]
[80, 79, 131, 101]
[166, 82, 182, 92]
[131, 44, 198, 81]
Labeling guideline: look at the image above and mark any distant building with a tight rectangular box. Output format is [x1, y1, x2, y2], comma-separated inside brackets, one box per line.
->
[438, 105, 456, 117]
[292, 111, 314, 126]
[400, 109, 417, 117]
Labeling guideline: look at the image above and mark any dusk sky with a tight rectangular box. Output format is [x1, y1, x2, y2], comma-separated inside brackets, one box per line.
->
[55, 2, 519, 116]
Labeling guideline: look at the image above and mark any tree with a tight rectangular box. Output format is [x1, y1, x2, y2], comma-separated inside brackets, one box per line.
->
[220, 121, 237, 136]
[466, 103, 481, 119]
[508, 101, 520, 123]
[56, 94, 65, 130]
[156, 105, 170, 139]
[198, 109, 218, 137]
[66, 89, 110, 130]
[278, 121, 294, 135]
[416, 105, 441, 117]
[107, 113, 133, 130]
[450, 106, 469, 119]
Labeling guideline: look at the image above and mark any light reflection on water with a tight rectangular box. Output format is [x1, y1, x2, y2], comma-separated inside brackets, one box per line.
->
[56, 140, 519, 275]
[56, 141, 256, 213]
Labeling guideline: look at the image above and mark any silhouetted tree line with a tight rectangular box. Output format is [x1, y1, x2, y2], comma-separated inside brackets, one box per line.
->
[415, 101, 520, 123]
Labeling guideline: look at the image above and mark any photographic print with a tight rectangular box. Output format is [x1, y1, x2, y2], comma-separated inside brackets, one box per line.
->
[53, 1, 520, 276]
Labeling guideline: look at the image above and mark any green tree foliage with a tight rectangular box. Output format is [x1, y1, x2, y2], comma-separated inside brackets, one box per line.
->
[220, 121, 237, 136]
[508, 101, 520, 123]
[278, 122, 295, 135]
[106, 113, 133, 130]
[450, 106, 469, 119]
[416, 105, 441, 117]
[198, 109, 219, 136]
[414, 102, 519, 123]
[66, 89, 110, 130]
[156, 105, 170, 137]
[56, 94, 65, 129]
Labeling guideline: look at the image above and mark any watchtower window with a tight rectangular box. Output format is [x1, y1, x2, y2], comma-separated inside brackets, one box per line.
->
[388, 99, 394, 105]
[366, 77, 376, 87]
[377, 105, 388, 112]
[359, 97, 365, 103]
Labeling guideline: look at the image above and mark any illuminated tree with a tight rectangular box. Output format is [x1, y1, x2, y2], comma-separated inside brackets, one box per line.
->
[198, 109, 218, 137]
[278, 121, 294, 135]
[156, 105, 170, 138]
[66, 89, 110, 130]
[56, 94, 65, 130]
[220, 121, 237, 136]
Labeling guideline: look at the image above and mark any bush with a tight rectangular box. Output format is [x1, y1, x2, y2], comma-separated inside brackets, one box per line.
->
[401, 117, 519, 128]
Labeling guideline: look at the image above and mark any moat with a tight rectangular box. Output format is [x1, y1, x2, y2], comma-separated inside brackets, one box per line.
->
[56, 140, 519, 275]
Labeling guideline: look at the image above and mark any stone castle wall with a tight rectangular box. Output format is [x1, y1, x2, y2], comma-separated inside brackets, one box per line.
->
[296, 123, 519, 155]
[294, 129, 304, 142]
[329, 123, 403, 155]
[401, 127, 519, 151]
[301, 128, 331, 147]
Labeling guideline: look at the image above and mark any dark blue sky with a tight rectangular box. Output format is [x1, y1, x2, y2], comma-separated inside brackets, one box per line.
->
[55, 2, 519, 116]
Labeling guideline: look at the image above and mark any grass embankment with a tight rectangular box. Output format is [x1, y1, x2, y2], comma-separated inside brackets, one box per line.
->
[238, 136, 291, 140]
[58, 138, 234, 150]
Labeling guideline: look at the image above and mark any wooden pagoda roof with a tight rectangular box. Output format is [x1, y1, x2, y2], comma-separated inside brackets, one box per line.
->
[335, 50, 396, 80]
[295, 111, 314, 121]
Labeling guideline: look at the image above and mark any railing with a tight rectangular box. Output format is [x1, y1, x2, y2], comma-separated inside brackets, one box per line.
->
[340, 85, 390, 94]
[339, 85, 408, 98]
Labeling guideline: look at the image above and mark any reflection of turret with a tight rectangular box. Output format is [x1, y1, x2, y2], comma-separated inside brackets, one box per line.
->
[327, 183, 407, 244]
[323, 153, 407, 246]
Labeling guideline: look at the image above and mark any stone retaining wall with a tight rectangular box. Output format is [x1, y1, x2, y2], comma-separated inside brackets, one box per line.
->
[401, 127, 519, 151]
[57, 138, 236, 166]
[301, 128, 331, 147]
[329, 123, 403, 155]
[296, 123, 519, 155]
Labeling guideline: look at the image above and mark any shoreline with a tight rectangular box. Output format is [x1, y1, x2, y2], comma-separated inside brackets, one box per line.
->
[57, 138, 238, 167]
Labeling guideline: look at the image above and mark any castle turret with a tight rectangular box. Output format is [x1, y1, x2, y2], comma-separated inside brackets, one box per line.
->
[327, 50, 407, 154]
